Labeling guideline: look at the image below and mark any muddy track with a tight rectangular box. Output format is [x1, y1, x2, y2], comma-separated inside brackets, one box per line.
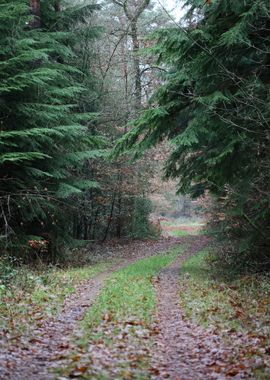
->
[152, 236, 250, 380]
[2, 264, 121, 380]
[0, 238, 183, 380]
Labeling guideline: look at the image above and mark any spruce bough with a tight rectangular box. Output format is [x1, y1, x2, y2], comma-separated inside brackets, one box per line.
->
[115, 0, 270, 270]
[0, 0, 102, 258]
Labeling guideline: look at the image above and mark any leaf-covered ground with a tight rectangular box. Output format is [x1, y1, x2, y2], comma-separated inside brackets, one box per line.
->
[0, 237, 184, 379]
[55, 245, 186, 379]
[0, 230, 270, 379]
[0, 263, 112, 342]
[179, 250, 270, 379]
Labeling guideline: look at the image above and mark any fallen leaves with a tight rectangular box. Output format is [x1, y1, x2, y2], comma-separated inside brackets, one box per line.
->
[1, 236, 270, 380]
[178, 249, 270, 379]
[102, 312, 112, 322]
[0, 237, 187, 380]
[58, 318, 154, 379]
[69, 365, 88, 377]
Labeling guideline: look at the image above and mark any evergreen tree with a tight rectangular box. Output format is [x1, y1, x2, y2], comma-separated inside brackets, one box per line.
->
[116, 0, 270, 270]
[0, 0, 103, 258]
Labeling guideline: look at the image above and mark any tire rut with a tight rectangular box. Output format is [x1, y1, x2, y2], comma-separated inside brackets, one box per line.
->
[152, 236, 245, 380]
[1, 238, 184, 380]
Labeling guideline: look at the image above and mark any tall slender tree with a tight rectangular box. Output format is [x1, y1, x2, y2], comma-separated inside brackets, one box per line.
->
[112, 0, 151, 112]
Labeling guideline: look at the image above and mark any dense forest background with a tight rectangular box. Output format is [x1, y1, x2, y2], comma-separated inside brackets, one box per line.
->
[0, 0, 172, 261]
[1, 3, 270, 378]
[1, 0, 270, 273]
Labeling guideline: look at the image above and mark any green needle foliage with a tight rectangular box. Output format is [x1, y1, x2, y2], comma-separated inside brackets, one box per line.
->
[115, 0, 270, 270]
[0, 0, 103, 258]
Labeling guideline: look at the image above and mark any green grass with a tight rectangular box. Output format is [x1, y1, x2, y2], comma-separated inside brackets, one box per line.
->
[160, 218, 204, 227]
[160, 218, 205, 237]
[180, 250, 270, 379]
[57, 245, 186, 379]
[83, 246, 184, 329]
[0, 262, 112, 337]
[170, 229, 189, 237]
[180, 251, 237, 329]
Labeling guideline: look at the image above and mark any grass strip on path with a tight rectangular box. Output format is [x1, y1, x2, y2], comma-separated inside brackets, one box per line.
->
[57, 244, 186, 379]
[170, 229, 189, 237]
[83, 247, 182, 328]
[179, 250, 270, 379]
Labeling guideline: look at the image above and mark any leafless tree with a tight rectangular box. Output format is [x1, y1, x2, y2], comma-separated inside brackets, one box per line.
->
[112, 0, 151, 111]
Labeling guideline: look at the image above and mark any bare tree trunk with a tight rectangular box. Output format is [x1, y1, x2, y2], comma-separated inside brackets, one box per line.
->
[131, 21, 142, 111]
[54, 1, 61, 12]
[119, 14, 130, 122]
[112, 0, 150, 113]
[102, 193, 116, 242]
[83, 215, 88, 240]
[29, 0, 41, 28]
[116, 192, 123, 238]
[91, 208, 100, 240]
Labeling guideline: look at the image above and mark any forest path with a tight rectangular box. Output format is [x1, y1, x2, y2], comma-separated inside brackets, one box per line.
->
[4, 263, 120, 380]
[152, 237, 252, 380]
[1, 234, 254, 380]
[1, 238, 182, 380]
[152, 236, 227, 379]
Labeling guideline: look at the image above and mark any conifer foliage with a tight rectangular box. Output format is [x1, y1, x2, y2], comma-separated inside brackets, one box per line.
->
[0, 0, 102, 258]
[116, 0, 270, 269]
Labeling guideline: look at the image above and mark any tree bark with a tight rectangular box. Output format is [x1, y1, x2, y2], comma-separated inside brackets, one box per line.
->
[54, 1, 61, 12]
[102, 193, 116, 242]
[131, 21, 142, 111]
[29, 0, 41, 28]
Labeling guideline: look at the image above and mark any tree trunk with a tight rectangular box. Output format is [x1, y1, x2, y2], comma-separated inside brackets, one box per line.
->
[83, 217, 88, 240]
[102, 193, 116, 242]
[112, 0, 151, 113]
[29, 0, 41, 28]
[131, 21, 142, 112]
[91, 208, 100, 240]
[116, 190, 123, 238]
[54, 1, 61, 12]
